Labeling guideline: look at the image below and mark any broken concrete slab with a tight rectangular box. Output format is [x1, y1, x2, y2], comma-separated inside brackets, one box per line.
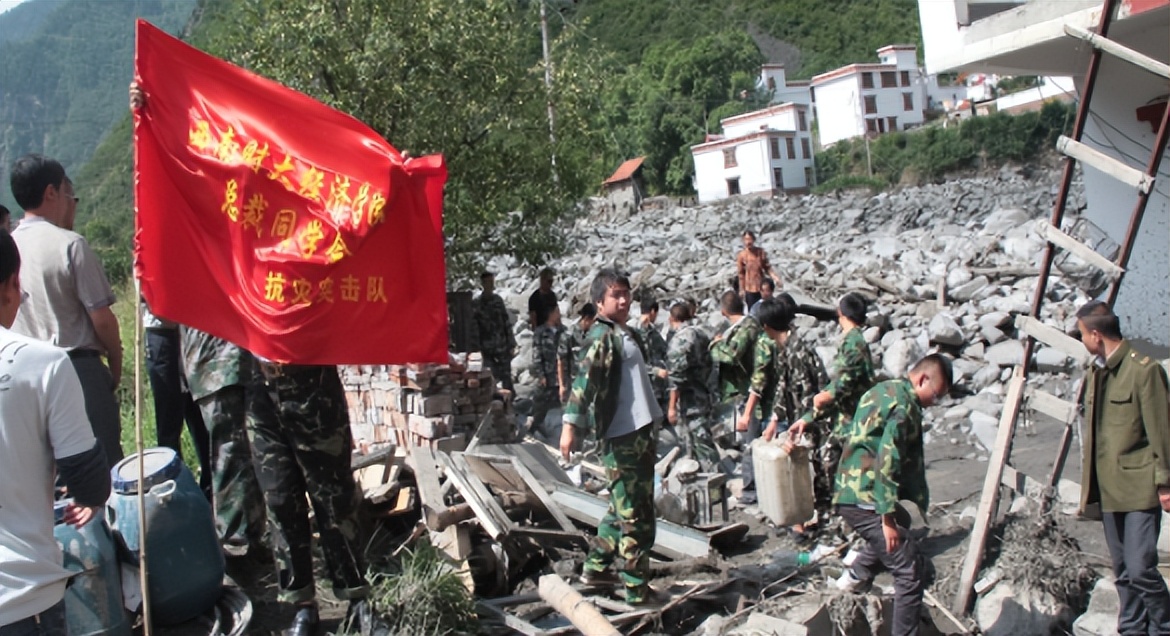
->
[985, 340, 1024, 367]
[727, 612, 808, 635]
[1072, 578, 1119, 636]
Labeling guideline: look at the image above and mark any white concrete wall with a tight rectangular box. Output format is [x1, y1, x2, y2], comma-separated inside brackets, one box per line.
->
[760, 66, 813, 106]
[1076, 41, 1169, 352]
[878, 48, 918, 70]
[813, 76, 864, 147]
[693, 136, 814, 203]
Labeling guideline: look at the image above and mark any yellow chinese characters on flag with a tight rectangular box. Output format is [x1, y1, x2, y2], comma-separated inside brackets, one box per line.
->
[133, 20, 448, 364]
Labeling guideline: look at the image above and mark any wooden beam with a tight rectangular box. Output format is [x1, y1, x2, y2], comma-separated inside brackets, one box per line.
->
[954, 374, 1026, 615]
[1055, 136, 1152, 194]
[1034, 220, 1125, 281]
[511, 458, 579, 532]
[1015, 315, 1093, 366]
[538, 574, 620, 636]
[1024, 387, 1079, 425]
[1064, 25, 1170, 80]
[409, 446, 446, 529]
[440, 452, 513, 540]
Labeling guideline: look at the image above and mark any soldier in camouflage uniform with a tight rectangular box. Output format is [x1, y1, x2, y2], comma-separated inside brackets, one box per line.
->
[529, 304, 564, 437]
[665, 302, 717, 470]
[832, 354, 952, 636]
[245, 361, 380, 636]
[788, 292, 874, 492]
[631, 299, 669, 408]
[710, 291, 763, 497]
[561, 270, 664, 605]
[179, 328, 267, 553]
[557, 303, 597, 402]
[763, 294, 831, 513]
[474, 271, 517, 392]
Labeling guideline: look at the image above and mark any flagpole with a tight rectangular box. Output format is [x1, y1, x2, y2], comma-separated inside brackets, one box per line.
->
[134, 286, 153, 636]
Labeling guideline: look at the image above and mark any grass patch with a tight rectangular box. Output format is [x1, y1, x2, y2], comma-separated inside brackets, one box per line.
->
[365, 540, 479, 636]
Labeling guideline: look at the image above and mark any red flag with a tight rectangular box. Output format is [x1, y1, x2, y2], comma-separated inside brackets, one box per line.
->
[133, 20, 448, 364]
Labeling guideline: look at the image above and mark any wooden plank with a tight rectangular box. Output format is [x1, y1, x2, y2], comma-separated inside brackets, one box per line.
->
[409, 446, 446, 529]
[511, 458, 578, 532]
[441, 452, 512, 540]
[1015, 315, 1093, 366]
[954, 374, 1026, 615]
[1064, 25, 1170, 80]
[548, 483, 711, 560]
[475, 443, 573, 485]
[1024, 387, 1079, 425]
[1055, 136, 1152, 194]
[1034, 220, 1125, 280]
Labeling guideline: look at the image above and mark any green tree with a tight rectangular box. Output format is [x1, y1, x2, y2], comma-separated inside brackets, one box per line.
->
[618, 30, 764, 194]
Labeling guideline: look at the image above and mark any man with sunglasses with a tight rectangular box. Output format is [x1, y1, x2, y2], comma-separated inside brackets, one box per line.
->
[8, 154, 123, 466]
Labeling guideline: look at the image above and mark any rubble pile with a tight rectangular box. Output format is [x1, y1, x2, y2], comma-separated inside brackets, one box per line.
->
[487, 166, 1091, 456]
[341, 354, 503, 452]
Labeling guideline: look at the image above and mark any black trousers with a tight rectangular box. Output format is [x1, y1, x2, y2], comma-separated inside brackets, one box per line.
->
[146, 328, 211, 494]
[1102, 508, 1170, 635]
[839, 505, 926, 636]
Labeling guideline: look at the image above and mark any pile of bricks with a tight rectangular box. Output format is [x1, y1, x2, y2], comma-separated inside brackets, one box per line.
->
[341, 354, 498, 450]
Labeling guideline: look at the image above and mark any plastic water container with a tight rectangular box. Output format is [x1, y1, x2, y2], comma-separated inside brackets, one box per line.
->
[107, 448, 224, 626]
[54, 500, 131, 636]
[752, 437, 815, 526]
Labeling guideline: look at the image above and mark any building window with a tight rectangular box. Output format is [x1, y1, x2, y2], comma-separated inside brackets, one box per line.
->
[801, 138, 811, 159]
[900, 70, 911, 87]
[805, 167, 815, 188]
[727, 178, 741, 196]
[797, 110, 807, 131]
[723, 148, 737, 168]
[861, 73, 874, 89]
[887, 116, 898, 131]
[881, 71, 897, 88]
[903, 92, 914, 111]
[770, 138, 781, 159]
[785, 137, 796, 159]
[773, 168, 784, 190]
[863, 95, 877, 114]
[767, 77, 776, 90]
[866, 118, 879, 134]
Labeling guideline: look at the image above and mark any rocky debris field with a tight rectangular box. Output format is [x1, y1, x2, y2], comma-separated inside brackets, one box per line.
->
[469, 164, 1151, 633]
[490, 165, 1093, 450]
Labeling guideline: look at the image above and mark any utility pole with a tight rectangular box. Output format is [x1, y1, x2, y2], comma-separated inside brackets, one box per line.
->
[539, 0, 559, 184]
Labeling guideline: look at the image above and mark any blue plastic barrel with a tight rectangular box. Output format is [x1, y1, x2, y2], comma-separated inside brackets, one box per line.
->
[107, 447, 224, 626]
[54, 500, 131, 636]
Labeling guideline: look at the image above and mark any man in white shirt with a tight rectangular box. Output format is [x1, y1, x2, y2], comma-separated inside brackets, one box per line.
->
[0, 229, 112, 636]
[8, 154, 123, 466]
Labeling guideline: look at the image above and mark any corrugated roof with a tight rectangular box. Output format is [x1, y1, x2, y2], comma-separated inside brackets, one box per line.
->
[603, 157, 645, 185]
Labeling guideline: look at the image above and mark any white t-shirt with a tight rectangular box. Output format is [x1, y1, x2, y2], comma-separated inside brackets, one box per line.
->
[0, 328, 96, 624]
[605, 329, 663, 439]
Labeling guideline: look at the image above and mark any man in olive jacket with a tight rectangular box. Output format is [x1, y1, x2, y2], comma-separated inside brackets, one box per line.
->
[1076, 301, 1170, 635]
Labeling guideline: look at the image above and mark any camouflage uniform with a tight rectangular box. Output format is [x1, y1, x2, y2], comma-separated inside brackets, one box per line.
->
[565, 319, 659, 603]
[800, 327, 874, 490]
[473, 290, 516, 392]
[771, 328, 832, 507]
[245, 362, 368, 604]
[711, 315, 763, 481]
[631, 319, 669, 405]
[834, 379, 928, 636]
[179, 328, 267, 550]
[530, 323, 563, 432]
[666, 323, 717, 469]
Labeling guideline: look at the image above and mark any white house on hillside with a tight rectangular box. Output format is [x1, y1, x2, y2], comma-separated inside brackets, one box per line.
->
[759, 64, 812, 106]
[691, 102, 816, 203]
[811, 45, 927, 147]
